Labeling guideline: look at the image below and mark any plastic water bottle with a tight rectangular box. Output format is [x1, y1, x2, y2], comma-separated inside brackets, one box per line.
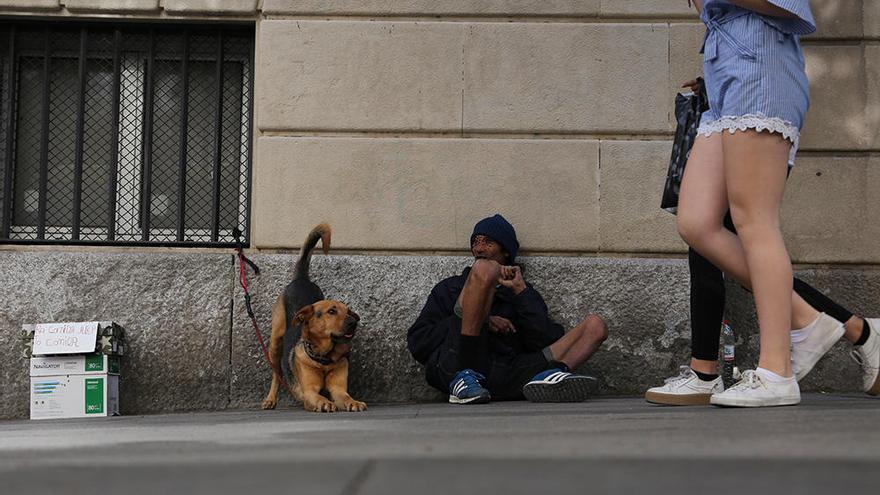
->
[721, 320, 736, 388]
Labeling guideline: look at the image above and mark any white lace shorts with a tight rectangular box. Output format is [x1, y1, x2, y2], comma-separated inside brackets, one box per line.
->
[698, 114, 800, 166]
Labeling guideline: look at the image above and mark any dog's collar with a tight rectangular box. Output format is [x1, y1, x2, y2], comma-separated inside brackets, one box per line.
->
[300, 340, 348, 366]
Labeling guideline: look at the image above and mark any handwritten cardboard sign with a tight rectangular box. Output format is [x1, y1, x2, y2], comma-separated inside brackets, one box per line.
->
[32, 322, 99, 355]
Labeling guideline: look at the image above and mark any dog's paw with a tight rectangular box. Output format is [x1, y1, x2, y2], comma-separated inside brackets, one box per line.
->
[261, 398, 277, 410]
[308, 399, 337, 413]
[343, 399, 368, 412]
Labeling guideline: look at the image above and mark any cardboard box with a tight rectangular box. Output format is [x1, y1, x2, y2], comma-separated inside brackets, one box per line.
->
[30, 354, 120, 377]
[30, 374, 119, 420]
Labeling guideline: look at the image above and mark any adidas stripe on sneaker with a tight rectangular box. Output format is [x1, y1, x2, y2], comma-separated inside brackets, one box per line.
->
[522, 368, 596, 403]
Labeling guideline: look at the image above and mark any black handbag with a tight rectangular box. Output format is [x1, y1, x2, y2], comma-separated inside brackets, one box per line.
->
[661, 78, 709, 214]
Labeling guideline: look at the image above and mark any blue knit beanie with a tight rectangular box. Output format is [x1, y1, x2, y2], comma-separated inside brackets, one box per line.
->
[470, 214, 519, 262]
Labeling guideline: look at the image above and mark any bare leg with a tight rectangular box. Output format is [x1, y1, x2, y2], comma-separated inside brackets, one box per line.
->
[723, 130, 793, 376]
[548, 315, 608, 369]
[690, 357, 718, 375]
[458, 259, 501, 337]
[844, 316, 867, 343]
[678, 135, 818, 336]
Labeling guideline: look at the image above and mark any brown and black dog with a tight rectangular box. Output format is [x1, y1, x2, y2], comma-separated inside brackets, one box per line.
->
[260, 223, 367, 413]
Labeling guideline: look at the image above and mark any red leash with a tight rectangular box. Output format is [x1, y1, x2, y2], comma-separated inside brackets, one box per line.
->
[233, 230, 295, 398]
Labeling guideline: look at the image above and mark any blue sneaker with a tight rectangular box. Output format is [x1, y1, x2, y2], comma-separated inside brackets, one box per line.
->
[522, 368, 597, 403]
[448, 369, 491, 404]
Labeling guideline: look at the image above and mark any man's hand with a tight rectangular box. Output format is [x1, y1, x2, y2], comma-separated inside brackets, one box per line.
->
[488, 315, 517, 334]
[497, 265, 526, 295]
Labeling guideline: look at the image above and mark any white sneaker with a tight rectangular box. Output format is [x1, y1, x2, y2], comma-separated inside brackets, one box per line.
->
[710, 369, 800, 407]
[645, 365, 723, 405]
[791, 312, 845, 381]
[851, 319, 880, 396]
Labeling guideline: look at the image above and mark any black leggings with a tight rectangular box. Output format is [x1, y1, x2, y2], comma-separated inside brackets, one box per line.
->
[690, 213, 854, 361]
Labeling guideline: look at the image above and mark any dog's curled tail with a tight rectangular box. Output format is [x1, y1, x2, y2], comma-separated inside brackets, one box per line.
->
[293, 223, 331, 280]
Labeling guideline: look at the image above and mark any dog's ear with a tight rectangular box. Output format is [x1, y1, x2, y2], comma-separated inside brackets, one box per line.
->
[293, 305, 315, 340]
[293, 305, 314, 327]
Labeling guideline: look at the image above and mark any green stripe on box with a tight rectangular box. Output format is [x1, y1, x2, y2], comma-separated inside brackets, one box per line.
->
[85, 378, 104, 414]
[85, 354, 104, 372]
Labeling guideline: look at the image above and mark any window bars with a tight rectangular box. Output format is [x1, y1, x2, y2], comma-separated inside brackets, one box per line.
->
[0, 22, 254, 246]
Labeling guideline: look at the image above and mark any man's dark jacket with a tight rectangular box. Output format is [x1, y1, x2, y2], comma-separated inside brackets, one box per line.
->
[407, 267, 565, 368]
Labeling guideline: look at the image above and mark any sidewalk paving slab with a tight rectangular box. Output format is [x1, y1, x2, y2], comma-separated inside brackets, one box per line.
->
[1, 395, 878, 494]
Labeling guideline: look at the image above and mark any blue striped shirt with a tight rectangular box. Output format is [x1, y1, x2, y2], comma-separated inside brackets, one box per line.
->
[702, 0, 816, 35]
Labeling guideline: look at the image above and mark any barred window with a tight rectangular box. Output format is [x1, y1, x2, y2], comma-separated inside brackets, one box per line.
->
[0, 22, 253, 246]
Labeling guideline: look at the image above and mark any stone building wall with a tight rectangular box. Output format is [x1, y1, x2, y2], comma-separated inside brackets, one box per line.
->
[0, 0, 874, 261]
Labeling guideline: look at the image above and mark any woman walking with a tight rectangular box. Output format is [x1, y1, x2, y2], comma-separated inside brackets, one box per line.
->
[675, 0, 846, 407]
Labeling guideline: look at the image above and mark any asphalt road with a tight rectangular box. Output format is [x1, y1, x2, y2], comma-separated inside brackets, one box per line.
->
[1, 394, 879, 494]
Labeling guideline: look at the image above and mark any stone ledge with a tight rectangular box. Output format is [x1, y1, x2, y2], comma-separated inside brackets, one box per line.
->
[231, 254, 880, 408]
[0, 0, 60, 10]
[62, 0, 159, 12]
[163, 0, 259, 15]
[261, 0, 602, 17]
[0, 0, 260, 15]
[1, 252, 876, 418]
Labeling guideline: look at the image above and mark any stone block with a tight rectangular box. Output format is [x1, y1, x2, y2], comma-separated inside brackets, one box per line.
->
[802, 46, 870, 150]
[600, 0, 696, 18]
[0, 252, 233, 419]
[63, 0, 159, 11]
[869, 155, 880, 245]
[526, 257, 690, 395]
[261, 0, 601, 16]
[668, 23, 706, 124]
[782, 155, 880, 264]
[867, 46, 880, 148]
[163, 0, 258, 14]
[257, 20, 465, 132]
[599, 140, 686, 253]
[463, 23, 669, 133]
[867, 0, 880, 38]
[811, 0, 864, 39]
[0, 0, 59, 9]
[253, 137, 600, 251]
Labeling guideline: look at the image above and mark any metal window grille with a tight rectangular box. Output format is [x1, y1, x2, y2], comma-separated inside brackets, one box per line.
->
[0, 22, 254, 246]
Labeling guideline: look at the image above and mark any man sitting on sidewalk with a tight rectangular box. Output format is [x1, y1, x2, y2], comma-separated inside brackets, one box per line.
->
[407, 214, 608, 404]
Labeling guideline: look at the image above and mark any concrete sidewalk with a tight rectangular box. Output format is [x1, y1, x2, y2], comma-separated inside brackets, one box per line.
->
[1, 394, 879, 494]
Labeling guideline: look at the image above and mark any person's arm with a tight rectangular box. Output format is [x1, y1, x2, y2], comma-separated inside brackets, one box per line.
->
[406, 284, 458, 365]
[495, 266, 564, 349]
[510, 284, 566, 352]
[688, 0, 703, 14]
[727, 0, 797, 18]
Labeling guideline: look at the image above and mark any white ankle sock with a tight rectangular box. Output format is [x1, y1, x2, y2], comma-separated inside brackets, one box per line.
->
[790, 313, 823, 344]
[756, 367, 794, 382]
